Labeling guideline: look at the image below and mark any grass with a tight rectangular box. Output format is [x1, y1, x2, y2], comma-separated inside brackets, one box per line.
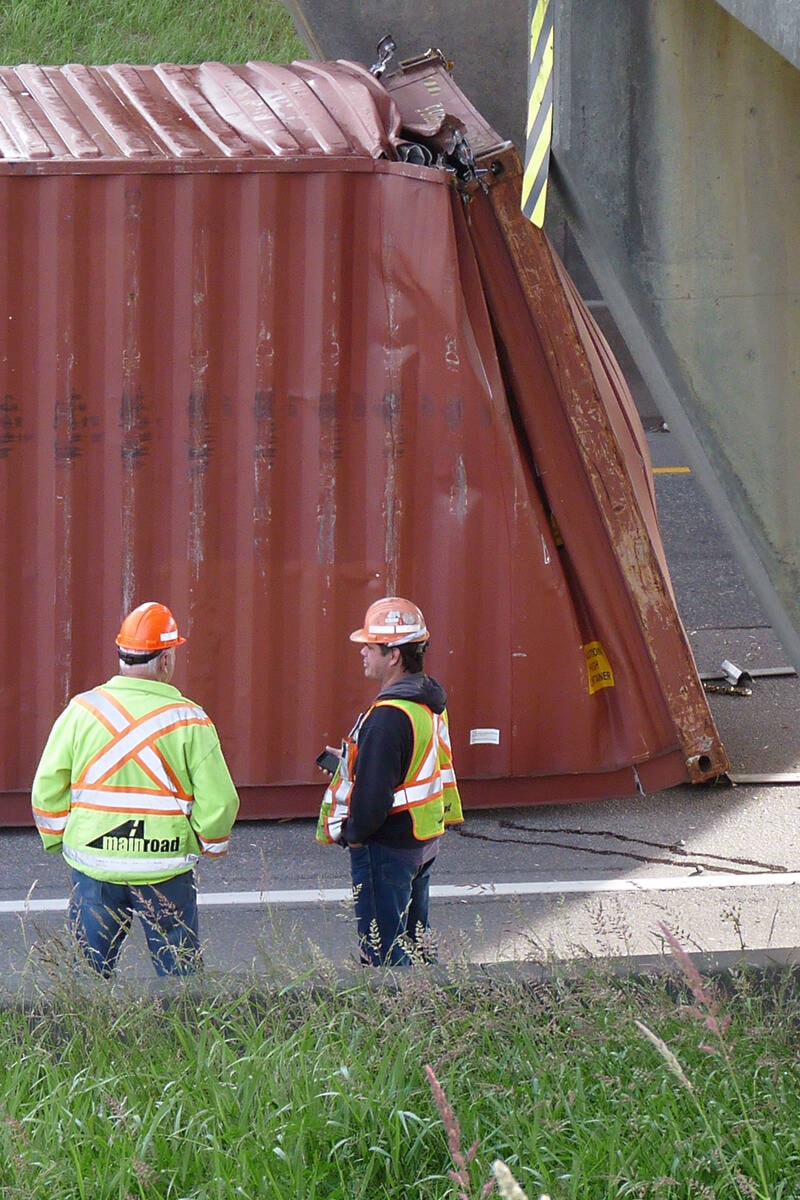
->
[2, 941, 800, 1199]
[0, 0, 307, 66]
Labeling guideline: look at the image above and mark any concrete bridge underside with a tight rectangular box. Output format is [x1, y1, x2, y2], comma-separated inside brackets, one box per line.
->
[287, 0, 800, 671]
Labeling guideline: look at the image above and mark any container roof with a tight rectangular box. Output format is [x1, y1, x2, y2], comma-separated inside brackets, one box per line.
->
[0, 59, 404, 164]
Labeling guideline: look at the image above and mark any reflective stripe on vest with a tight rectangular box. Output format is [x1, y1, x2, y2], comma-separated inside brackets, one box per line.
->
[196, 834, 229, 855]
[72, 689, 210, 816]
[390, 715, 443, 810]
[80, 687, 182, 793]
[70, 787, 192, 816]
[33, 807, 70, 835]
[63, 843, 200, 878]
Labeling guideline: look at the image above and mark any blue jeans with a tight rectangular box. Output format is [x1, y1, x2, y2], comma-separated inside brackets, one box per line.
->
[68, 868, 201, 978]
[349, 843, 437, 966]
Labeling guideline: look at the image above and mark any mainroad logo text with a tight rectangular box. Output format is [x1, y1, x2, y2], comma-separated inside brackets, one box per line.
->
[87, 818, 180, 854]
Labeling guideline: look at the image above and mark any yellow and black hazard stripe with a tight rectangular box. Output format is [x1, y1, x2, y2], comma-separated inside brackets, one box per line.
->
[522, 0, 554, 227]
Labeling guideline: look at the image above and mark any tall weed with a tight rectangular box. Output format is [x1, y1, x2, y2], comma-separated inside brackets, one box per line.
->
[635, 924, 772, 1200]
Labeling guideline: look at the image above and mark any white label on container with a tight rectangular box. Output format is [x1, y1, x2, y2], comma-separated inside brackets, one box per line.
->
[469, 728, 501, 745]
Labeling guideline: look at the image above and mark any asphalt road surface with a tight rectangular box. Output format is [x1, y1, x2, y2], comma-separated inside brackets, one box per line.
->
[4, 430, 800, 982]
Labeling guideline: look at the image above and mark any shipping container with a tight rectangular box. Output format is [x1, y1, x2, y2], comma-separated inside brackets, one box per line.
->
[0, 51, 727, 824]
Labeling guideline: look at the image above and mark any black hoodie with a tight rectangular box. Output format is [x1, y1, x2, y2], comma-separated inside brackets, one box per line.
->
[341, 672, 447, 849]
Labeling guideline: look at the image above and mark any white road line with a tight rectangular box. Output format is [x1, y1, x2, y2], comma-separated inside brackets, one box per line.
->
[1, 870, 798, 915]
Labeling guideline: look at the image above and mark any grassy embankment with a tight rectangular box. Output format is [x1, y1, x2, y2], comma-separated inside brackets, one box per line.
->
[1, 940, 798, 1199]
[0, 0, 306, 64]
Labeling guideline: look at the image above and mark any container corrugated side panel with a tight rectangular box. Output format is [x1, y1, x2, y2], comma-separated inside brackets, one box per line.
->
[0, 56, 727, 823]
[2, 157, 720, 822]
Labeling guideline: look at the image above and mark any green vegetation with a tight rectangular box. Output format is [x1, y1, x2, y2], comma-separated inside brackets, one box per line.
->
[1, 948, 799, 1199]
[0, 0, 306, 66]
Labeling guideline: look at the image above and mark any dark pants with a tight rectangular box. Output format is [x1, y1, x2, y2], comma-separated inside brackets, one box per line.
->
[68, 867, 201, 978]
[349, 842, 437, 966]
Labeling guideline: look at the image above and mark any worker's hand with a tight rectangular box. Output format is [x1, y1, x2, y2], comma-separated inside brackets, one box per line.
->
[316, 745, 343, 775]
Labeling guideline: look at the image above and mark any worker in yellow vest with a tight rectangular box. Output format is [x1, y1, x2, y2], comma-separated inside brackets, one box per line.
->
[317, 596, 463, 965]
[31, 601, 240, 978]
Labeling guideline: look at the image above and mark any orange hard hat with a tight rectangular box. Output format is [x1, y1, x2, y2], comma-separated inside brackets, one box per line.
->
[116, 602, 186, 653]
[350, 596, 429, 645]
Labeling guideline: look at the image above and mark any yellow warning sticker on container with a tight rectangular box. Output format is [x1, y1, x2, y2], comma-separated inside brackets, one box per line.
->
[584, 640, 615, 694]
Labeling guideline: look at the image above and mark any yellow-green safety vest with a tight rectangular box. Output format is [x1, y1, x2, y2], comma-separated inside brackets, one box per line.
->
[316, 698, 463, 845]
[32, 679, 239, 883]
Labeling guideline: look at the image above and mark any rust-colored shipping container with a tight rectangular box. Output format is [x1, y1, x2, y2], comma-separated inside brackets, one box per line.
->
[0, 51, 727, 824]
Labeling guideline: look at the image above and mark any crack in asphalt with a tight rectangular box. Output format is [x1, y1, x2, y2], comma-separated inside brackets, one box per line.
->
[452, 820, 787, 876]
